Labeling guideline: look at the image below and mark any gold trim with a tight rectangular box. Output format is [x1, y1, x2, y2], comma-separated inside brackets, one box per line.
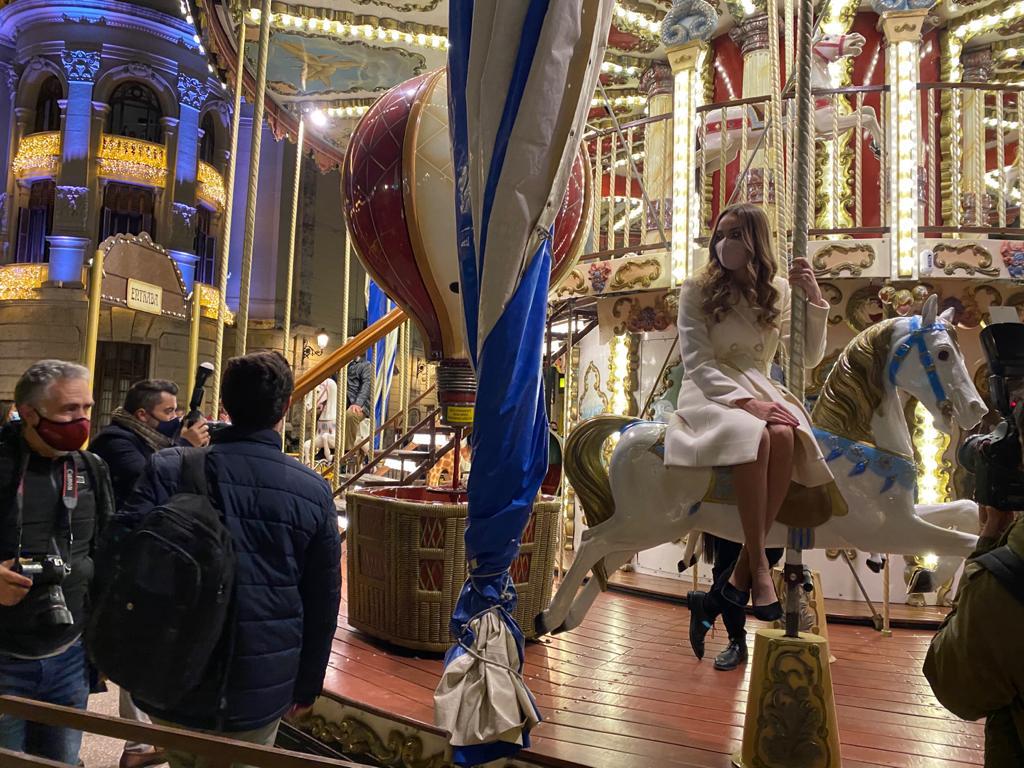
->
[811, 243, 876, 278]
[308, 715, 451, 768]
[197, 161, 227, 209]
[551, 144, 594, 290]
[403, 68, 458, 357]
[12, 132, 60, 179]
[0, 263, 48, 300]
[932, 242, 1000, 277]
[97, 134, 167, 188]
[609, 257, 663, 291]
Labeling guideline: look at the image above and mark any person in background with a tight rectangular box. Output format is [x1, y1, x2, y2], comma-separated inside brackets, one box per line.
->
[108, 351, 341, 767]
[89, 379, 208, 768]
[344, 354, 373, 454]
[925, 506, 1023, 767]
[0, 360, 114, 765]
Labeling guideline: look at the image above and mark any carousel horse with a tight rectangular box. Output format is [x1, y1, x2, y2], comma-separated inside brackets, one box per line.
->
[537, 295, 989, 635]
[700, 32, 883, 173]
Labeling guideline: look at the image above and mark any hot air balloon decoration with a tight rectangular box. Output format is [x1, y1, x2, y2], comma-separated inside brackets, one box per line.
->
[344, 69, 592, 426]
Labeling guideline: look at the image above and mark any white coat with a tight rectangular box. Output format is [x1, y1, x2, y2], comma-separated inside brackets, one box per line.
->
[664, 275, 833, 489]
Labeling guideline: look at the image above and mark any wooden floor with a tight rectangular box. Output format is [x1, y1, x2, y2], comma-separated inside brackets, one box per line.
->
[324, 569, 982, 767]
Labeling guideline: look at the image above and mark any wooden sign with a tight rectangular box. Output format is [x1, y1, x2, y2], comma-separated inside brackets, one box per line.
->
[126, 279, 163, 315]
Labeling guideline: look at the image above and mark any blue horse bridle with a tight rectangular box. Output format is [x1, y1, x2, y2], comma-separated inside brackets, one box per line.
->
[887, 315, 950, 408]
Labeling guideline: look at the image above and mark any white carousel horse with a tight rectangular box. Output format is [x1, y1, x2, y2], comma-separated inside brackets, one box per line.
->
[701, 32, 884, 173]
[537, 295, 988, 635]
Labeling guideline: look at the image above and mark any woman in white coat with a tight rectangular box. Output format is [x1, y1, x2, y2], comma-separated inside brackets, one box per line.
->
[665, 203, 832, 620]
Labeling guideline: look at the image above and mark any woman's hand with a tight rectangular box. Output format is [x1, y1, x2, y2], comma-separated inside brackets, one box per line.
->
[788, 257, 824, 306]
[736, 398, 799, 427]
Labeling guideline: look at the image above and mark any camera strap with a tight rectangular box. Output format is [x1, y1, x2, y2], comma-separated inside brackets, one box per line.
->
[14, 455, 77, 560]
[888, 315, 950, 408]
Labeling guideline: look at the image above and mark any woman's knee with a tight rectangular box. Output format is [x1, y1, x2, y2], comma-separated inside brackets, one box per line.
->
[766, 423, 794, 448]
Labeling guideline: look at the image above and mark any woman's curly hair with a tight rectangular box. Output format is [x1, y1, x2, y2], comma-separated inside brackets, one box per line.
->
[699, 202, 780, 329]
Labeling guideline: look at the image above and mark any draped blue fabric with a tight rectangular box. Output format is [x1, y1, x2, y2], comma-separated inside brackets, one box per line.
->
[367, 280, 397, 449]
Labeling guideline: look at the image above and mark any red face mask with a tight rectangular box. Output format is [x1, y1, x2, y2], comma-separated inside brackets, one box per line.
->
[34, 416, 90, 452]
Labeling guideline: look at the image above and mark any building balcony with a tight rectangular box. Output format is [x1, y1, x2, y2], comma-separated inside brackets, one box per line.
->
[197, 282, 234, 324]
[197, 161, 226, 210]
[0, 263, 49, 300]
[12, 132, 60, 182]
[97, 134, 167, 188]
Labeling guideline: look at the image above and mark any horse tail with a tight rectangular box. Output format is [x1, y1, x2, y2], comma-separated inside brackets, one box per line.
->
[564, 415, 637, 530]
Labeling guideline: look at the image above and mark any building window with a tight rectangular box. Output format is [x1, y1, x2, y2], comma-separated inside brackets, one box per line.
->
[14, 180, 55, 263]
[99, 182, 156, 242]
[92, 341, 151, 432]
[106, 82, 163, 144]
[199, 112, 216, 164]
[194, 206, 216, 285]
[33, 76, 63, 134]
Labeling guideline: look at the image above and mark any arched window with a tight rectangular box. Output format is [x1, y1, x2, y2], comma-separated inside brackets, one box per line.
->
[106, 82, 163, 144]
[14, 180, 55, 263]
[193, 207, 216, 285]
[199, 112, 217, 164]
[33, 77, 63, 134]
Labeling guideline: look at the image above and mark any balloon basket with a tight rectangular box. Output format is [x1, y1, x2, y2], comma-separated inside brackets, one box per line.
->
[732, 629, 842, 768]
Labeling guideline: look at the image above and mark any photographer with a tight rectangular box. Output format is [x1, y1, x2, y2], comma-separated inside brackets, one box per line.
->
[0, 360, 114, 765]
[90, 379, 208, 768]
[924, 322, 1024, 766]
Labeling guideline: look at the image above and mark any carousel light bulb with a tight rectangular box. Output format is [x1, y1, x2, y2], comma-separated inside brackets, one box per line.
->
[310, 109, 328, 127]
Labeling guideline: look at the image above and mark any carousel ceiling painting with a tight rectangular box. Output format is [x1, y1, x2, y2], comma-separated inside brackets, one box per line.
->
[194, 0, 673, 170]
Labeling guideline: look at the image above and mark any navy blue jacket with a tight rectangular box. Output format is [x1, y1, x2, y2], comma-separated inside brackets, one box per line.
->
[114, 427, 341, 731]
[90, 423, 158, 509]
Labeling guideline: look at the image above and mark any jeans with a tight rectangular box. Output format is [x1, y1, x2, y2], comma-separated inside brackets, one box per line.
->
[151, 716, 281, 768]
[0, 640, 90, 765]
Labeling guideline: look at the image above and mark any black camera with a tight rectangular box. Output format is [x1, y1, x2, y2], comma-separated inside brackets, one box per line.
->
[17, 540, 73, 627]
[959, 323, 1024, 511]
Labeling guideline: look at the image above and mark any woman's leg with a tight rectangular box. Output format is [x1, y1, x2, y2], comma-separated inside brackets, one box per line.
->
[728, 429, 771, 595]
[750, 424, 795, 605]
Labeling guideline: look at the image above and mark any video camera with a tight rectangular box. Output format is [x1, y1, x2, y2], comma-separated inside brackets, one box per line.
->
[183, 361, 229, 437]
[958, 323, 1024, 511]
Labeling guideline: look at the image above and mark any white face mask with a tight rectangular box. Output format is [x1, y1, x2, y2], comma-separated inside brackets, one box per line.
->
[716, 237, 750, 271]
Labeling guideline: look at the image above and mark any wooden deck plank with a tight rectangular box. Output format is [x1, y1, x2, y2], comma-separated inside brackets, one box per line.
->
[323, 550, 981, 767]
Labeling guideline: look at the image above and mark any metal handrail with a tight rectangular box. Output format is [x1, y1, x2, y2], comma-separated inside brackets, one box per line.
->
[331, 385, 437, 473]
[0, 696, 358, 768]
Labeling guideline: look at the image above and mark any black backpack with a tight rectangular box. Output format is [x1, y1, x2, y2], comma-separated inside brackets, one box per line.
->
[86, 448, 236, 710]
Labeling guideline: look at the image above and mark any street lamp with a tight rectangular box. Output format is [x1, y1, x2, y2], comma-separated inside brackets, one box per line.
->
[302, 329, 329, 361]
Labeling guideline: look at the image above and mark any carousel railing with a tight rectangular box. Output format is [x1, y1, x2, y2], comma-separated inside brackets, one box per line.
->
[918, 81, 1024, 236]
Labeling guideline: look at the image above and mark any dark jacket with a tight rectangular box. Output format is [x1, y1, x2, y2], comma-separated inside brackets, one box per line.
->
[89, 423, 156, 509]
[924, 519, 1024, 766]
[0, 423, 114, 658]
[109, 427, 341, 731]
[346, 357, 373, 414]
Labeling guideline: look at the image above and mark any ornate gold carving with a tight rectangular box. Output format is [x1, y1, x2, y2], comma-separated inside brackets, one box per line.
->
[0, 264, 47, 300]
[811, 243, 876, 278]
[554, 268, 587, 298]
[579, 361, 610, 420]
[97, 134, 167, 187]
[818, 282, 844, 326]
[308, 715, 450, 768]
[197, 161, 227, 209]
[931, 242, 1000, 277]
[808, 350, 840, 399]
[753, 645, 836, 768]
[844, 285, 886, 332]
[609, 290, 678, 335]
[609, 257, 663, 291]
[12, 132, 60, 179]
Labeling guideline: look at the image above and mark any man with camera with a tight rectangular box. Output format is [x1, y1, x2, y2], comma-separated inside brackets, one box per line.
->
[925, 323, 1024, 766]
[100, 351, 341, 766]
[0, 360, 114, 765]
[90, 378, 208, 768]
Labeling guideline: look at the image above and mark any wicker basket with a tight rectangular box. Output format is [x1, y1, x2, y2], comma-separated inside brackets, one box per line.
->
[346, 487, 559, 653]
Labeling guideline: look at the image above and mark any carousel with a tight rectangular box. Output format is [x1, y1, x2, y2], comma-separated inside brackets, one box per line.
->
[184, 0, 1024, 764]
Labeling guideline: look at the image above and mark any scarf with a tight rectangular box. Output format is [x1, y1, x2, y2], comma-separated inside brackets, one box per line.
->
[110, 407, 172, 453]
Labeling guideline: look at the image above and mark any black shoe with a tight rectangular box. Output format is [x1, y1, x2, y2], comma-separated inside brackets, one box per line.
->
[714, 638, 748, 671]
[687, 590, 713, 660]
[752, 600, 783, 622]
[721, 579, 750, 609]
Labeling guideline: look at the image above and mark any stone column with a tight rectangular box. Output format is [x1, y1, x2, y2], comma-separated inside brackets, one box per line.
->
[877, 4, 932, 280]
[0, 63, 18, 263]
[167, 74, 208, 287]
[729, 12, 771, 202]
[638, 62, 673, 245]
[48, 49, 100, 286]
[961, 48, 992, 228]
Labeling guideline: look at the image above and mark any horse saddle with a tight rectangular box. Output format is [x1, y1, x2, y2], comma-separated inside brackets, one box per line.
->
[703, 469, 848, 528]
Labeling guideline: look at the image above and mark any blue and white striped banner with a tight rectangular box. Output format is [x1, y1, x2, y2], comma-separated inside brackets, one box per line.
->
[434, 2, 614, 765]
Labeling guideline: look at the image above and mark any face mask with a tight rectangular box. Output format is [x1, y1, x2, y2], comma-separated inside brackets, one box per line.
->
[155, 416, 181, 438]
[716, 237, 750, 271]
[34, 416, 90, 453]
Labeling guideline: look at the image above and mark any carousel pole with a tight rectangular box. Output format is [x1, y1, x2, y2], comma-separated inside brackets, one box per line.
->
[211, 18, 246, 413]
[333, 230, 351, 482]
[234, 0, 272, 356]
[281, 117, 305, 448]
[83, 247, 104, 376]
[185, 287, 202, 399]
[734, 0, 842, 762]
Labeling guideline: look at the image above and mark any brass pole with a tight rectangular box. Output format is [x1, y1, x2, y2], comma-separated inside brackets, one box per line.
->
[185, 288, 202, 400]
[82, 248, 104, 375]
[333, 229, 352, 482]
[281, 118, 305, 448]
[234, 0, 272, 356]
[400, 320, 410, 435]
[211, 18, 246, 413]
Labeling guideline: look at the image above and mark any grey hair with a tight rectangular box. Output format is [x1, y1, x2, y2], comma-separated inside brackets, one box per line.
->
[14, 360, 90, 407]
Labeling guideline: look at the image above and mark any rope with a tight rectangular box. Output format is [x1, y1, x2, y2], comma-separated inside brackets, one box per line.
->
[856, 92, 864, 228]
[281, 119, 305, 448]
[767, 0, 788, 257]
[234, 0, 272, 356]
[211, 18, 246, 413]
[333, 230, 351, 482]
[997, 91, 1006, 228]
[951, 87, 962, 227]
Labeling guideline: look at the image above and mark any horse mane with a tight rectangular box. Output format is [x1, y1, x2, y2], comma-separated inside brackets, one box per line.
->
[812, 318, 899, 444]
